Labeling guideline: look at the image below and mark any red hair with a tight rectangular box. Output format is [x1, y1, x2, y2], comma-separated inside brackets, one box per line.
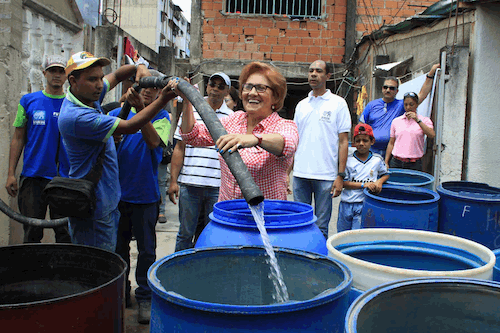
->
[238, 62, 287, 112]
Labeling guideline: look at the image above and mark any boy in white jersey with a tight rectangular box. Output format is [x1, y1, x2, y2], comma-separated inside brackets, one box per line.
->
[337, 124, 390, 232]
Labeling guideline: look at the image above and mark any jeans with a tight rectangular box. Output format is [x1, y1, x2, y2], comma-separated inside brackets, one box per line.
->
[175, 185, 219, 252]
[389, 156, 422, 171]
[18, 177, 71, 243]
[158, 163, 169, 217]
[337, 201, 364, 232]
[116, 200, 159, 303]
[68, 208, 120, 252]
[292, 176, 333, 239]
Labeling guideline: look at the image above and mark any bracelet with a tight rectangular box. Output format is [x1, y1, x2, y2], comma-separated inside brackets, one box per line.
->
[426, 74, 434, 79]
[361, 183, 364, 188]
[417, 119, 422, 124]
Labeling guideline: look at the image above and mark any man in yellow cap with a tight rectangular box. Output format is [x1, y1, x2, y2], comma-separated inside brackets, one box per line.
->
[58, 51, 177, 252]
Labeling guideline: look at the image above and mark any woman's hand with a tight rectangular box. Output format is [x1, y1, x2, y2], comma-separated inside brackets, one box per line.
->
[405, 111, 418, 122]
[216, 134, 257, 154]
[168, 77, 190, 101]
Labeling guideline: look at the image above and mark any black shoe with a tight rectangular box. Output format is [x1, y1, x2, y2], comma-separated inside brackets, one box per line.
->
[138, 301, 151, 324]
[158, 214, 167, 224]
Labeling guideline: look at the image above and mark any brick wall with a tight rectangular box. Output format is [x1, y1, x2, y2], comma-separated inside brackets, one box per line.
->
[201, 0, 437, 65]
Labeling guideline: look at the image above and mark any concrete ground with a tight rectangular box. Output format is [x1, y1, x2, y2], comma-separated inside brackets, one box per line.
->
[124, 189, 340, 332]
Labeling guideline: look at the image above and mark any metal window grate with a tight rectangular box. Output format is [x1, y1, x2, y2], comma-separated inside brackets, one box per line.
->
[226, 0, 321, 18]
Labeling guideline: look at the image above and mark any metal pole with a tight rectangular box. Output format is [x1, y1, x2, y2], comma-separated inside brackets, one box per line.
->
[433, 51, 447, 190]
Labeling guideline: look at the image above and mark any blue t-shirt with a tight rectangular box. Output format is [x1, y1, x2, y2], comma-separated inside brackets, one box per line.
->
[360, 98, 404, 150]
[109, 107, 171, 204]
[14, 90, 70, 178]
[58, 79, 121, 219]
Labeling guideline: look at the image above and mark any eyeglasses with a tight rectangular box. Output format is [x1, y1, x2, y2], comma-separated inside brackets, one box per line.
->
[208, 81, 227, 90]
[404, 92, 418, 98]
[242, 83, 272, 93]
[383, 85, 397, 91]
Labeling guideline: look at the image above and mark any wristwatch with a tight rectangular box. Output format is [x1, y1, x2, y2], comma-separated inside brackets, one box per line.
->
[253, 133, 263, 146]
[337, 172, 346, 179]
[417, 119, 422, 124]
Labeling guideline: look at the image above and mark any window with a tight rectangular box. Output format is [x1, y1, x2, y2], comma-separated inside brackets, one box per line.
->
[226, 0, 321, 18]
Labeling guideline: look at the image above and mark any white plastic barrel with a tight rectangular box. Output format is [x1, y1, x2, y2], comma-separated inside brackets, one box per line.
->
[327, 228, 495, 293]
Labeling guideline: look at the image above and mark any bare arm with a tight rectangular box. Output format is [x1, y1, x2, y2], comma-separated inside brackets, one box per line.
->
[417, 64, 440, 106]
[123, 87, 162, 149]
[331, 132, 349, 197]
[5, 126, 26, 197]
[115, 82, 176, 135]
[167, 140, 185, 204]
[180, 99, 196, 135]
[385, 137, 396, 166]
[217, 133, 285, 156]
[105, 64, 151, 91]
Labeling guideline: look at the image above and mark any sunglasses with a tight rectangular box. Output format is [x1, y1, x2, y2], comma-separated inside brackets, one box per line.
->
[242, 83, 272, 93]
[208, 81, 227, 90]
[404, 92, 418, 98]
[383, 85, 397, 91]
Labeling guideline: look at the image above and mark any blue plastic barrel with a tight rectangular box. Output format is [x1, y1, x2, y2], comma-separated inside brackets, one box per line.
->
[494, 249, 500, 282]
[386, 168, 435, 190]
[437, 181, 500, 249]
[195, 199, 328, 255]
[148, 246, 352, 332]
[361, 185, 440, 231]
[345, 278, 500, 332]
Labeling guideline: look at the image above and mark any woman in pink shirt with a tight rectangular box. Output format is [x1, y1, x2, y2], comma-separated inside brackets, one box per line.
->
[172, 62, 298, 201]
[385, 92, 435, 171]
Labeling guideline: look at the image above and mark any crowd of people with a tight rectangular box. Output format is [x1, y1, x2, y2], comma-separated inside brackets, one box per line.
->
[4, 50, 440, 324]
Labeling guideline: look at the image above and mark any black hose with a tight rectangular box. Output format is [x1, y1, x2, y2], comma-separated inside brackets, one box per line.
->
[174, 79, 264, 206]
[0, 197, 68, 227]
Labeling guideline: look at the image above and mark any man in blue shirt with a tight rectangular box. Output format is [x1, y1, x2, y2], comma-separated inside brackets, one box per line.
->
[109, 70, 171, 324]
[58, 51, 176, 252]
[359, 64, 440, 157]
[5, 55, 71, 243]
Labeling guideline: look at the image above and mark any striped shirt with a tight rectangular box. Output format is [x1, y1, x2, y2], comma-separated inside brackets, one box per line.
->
[174, 101, 233, 188]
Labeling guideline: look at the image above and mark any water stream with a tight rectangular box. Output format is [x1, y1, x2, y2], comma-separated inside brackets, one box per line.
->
[249, 202, 290, 303]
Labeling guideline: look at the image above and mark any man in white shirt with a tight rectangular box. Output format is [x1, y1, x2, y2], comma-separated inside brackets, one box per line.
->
[292, 60, 352, 238]
[168, 73, 234, 251]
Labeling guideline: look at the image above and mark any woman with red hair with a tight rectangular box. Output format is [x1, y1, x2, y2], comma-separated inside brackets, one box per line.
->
[172, 62, 298, 201]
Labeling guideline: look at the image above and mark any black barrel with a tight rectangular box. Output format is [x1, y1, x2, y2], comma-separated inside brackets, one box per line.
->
[0, 244, 127, 332]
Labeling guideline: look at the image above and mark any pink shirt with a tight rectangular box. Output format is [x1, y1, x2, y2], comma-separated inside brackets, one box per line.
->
[390, 114, 433, 159]
[181, 111, 298, 201]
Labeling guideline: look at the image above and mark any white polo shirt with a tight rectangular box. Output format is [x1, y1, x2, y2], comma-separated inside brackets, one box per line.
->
[293, 89, 352, 181]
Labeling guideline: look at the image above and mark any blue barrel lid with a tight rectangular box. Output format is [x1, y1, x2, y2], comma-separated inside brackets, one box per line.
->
[148, 246, 352, 315]
[437, 181, 500, 202]
[363, 184, 440, 205]
[210, 199, 317, 229]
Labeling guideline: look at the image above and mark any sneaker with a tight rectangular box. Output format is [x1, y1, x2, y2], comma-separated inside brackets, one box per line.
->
[158, 214, 167, 224]
[138, 301, 152, 324]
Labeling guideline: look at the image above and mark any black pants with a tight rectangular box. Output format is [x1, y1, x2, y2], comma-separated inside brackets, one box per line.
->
[389, 157, 423, 171]
[18, 177, 71, 243]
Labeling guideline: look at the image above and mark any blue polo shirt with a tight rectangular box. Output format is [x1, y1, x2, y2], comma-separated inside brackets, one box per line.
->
[360, 98, 405, 150]
[109, 107, 171, 204]
[14, 90, 70, 178]
[58, 79, 121, 219]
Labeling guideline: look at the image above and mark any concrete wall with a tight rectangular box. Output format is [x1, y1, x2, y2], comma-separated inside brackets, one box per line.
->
[0, 0, 23, 246]
[467, 4, 500, 187]
[120, 0, 160, 51]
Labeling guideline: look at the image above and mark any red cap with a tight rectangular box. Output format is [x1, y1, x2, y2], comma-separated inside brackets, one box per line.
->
[353, 123, 374, 139]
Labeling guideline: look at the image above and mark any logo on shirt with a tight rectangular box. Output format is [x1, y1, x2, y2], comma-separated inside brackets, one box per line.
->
[53, 111, 60, 117]
[33, 110, 46, 125]
[320, 110, 332, 123]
